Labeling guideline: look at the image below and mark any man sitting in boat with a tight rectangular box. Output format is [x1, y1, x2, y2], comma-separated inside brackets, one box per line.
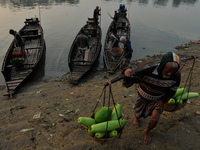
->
[9, 29, 25, 58]
[76, 28, 89, 61]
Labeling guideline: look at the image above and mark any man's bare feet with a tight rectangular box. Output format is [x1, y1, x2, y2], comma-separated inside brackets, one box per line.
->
[144, 129, 151, 143]
[133, 117, 139, 128]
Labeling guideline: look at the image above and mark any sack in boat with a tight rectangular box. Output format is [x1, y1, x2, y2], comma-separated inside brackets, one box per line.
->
[110, 47, 124, 57]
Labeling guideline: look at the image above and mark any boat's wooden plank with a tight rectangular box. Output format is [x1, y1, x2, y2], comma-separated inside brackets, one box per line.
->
[24, 20, 40, 24]
[11, 77, 25, 80]
[21, 35, 40, 38]
[72, 66, 90, 71]
[71, 74, 84, 77]
[86, 20, 95, 24]
[71, 74, 83, 77]
[23, 29, 38, 32]
[7, 87, 16, 90]
[8, 83, 19, 88]
[25, 46, 41, 50]
[87, 27, 97, 30]
[6, 79, 23, 84]
[72, 67, 90, 72]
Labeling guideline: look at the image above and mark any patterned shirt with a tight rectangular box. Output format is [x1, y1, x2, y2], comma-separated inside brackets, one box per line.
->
[136, 65, 181, 103]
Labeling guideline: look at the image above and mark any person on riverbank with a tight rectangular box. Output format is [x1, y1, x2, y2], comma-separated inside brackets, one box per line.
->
[9, 29, 25, 58]
[123, 52, 181, 143]
[120, 36, 133, 69]
[76, 28, 89, 61]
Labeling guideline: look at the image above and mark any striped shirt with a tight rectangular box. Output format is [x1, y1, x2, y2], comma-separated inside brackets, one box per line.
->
[136, 65, 181, 103]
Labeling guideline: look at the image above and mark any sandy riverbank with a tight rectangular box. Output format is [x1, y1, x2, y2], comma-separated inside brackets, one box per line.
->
[0, 41, 200, 150]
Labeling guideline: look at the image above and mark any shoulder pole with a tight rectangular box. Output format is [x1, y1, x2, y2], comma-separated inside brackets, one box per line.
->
[104, 56, 198, 86]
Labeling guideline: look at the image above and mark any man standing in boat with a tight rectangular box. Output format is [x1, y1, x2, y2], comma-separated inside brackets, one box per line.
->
[120, 36, 133, 69]
[9, 29, 25, 58]
[93, 6, 101, 27]
[76, 28, 89, 61]
[112, 10, 119, 30]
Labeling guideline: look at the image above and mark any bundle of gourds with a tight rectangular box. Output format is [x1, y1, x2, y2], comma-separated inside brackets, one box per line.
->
[78, 103, 125, 139]
[167, 88, 199, 105]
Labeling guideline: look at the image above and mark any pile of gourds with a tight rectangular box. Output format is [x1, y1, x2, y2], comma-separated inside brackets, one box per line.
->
[78, 103, 125, 139]
[168, 88, 199, 104]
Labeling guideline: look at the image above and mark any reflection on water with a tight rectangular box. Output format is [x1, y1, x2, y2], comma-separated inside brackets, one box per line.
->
[133, 0, 198, 7]
[0, 0, 80, 8]
[172, 0, 197, 7]
[0, 0, 200, 85]
[0, 0, 198, 8]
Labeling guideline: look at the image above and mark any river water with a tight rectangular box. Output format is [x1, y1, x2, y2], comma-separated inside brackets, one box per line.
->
[1, 0, 200, 85]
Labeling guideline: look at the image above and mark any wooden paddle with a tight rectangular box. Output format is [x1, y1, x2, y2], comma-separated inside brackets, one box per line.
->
[107, 12, 118, 25]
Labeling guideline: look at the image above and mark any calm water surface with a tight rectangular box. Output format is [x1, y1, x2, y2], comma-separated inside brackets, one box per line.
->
[1, 0, 200, 85]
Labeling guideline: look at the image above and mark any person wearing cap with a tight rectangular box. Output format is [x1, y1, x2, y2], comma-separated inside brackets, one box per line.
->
[112, 10, 119, 30]
[93, 6, 101, 27]
[76, 28, 89, 61]
[120, 36, 133, 69]
[9, 29, 25, 58]
[123, 52, 181, 143]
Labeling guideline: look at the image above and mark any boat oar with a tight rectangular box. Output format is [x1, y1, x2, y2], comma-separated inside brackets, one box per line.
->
[107, 12, 117, 25]
[104, 56, 197, 86]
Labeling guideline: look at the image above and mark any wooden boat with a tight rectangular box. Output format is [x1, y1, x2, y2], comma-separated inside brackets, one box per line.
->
[68, 17, 102, 84]
[103, 6, 130, 74]
[1, 17, 45, 96]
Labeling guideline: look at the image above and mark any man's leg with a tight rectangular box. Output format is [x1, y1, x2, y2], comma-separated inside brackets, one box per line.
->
[133, 96, 143, 128]
[133, 116, 139, 128]
[144, 109, 160, 143]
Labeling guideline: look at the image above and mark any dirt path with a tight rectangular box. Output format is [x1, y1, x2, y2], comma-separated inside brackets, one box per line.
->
[0, 41, 200, 150]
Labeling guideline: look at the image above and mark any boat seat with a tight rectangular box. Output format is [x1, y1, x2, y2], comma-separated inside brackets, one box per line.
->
[23, 29, 38, 32]
[71, 60, 91, 66]
[21, 35, 41, 38]
[87, 27, 97, 31]
[88, 18, 94, 20]
[24, 20, 40, 24]
[25, 46, 41, 50]
[86, 20, 95, 24]
[71, 60, 91, 63]
[6, 80, 23, 84]
[73, 64, 91, 66]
